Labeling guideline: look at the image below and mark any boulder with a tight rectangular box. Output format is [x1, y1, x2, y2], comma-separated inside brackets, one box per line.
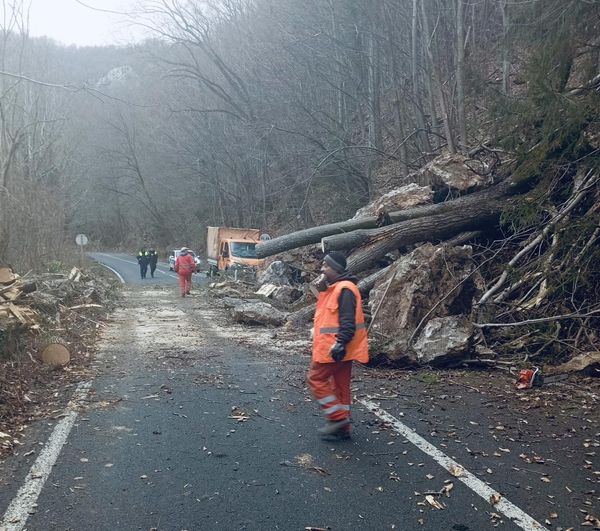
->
[230, 301, 288, 326]
[353, 184, 433, 219]
[222, 297, 246, 309]
[271, 285, 302, 304]
[369, 243, 482, 364]
[256, 283, 302, 304]
[411, 152, 487, 191]
[257, 260, 293, 286]
[412, 316, 474, 365]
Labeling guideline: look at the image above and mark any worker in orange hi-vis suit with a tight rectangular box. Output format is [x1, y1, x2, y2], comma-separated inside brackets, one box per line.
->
[308, 251, 368, 439]
[174, 247, 196, 297]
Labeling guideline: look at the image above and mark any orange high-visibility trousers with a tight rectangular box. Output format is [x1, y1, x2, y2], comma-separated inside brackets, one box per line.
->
[307, 360, 352, 422]
[178, 272, 192, 296]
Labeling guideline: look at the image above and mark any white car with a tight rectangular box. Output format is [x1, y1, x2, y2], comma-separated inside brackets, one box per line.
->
[168, 249, 202, 272]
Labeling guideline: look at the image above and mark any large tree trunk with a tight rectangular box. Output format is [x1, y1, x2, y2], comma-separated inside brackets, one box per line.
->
[257, 182, 509, 259]
[322, 182, 509, 253]
[345, 195, 507, 274]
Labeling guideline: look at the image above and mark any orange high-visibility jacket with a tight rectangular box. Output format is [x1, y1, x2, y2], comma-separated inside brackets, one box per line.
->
[174, 254, 195, 274]
[312, 280, 368, 364]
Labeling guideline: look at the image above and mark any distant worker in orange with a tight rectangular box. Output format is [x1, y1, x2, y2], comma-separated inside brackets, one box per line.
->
[174, 247, 195, 297]
[308, 252, 368, 439]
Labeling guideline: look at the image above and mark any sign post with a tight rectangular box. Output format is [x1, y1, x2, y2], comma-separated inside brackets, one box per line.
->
[75, 234, 88, 268]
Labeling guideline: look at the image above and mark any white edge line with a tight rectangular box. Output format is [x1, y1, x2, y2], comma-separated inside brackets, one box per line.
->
[93, 253, 138, 266]
[358, 399, 548, 531]
[1, 381, 92, 531]
[96, 262, 125, 284]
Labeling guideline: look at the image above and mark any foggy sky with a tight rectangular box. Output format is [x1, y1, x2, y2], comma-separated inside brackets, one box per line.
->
[28, 0, 146, 47]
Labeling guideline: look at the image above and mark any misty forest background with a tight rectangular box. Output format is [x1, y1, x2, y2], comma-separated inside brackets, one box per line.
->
[0, 0, 599, 270]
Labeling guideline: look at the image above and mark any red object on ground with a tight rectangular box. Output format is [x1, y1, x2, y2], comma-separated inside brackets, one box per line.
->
[516, 367, 541, 390]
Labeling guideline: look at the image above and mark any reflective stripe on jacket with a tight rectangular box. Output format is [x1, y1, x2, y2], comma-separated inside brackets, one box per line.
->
[312, 280, 368, 364]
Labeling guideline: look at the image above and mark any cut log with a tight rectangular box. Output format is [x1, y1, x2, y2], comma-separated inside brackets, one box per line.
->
[345, 197, 505, 274]
[41, 343, 71, 366]
[257, 181, 512, 259]
[323, 184, 507, 253]
[356, 266, 392, 295]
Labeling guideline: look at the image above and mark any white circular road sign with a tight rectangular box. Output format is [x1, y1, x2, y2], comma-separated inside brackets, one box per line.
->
[75, 234, 88, 246]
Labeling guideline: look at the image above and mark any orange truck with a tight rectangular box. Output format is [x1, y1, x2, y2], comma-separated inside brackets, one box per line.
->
[206, 226, 263, 273]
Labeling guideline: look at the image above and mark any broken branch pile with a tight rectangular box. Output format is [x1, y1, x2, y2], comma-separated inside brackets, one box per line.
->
[1, 265, 119, 453]
[0, 268, 38, 330]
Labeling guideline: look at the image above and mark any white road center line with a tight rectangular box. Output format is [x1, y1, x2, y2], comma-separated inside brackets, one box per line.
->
[1, 381, 92, 531]
[358, 399, 548, 531]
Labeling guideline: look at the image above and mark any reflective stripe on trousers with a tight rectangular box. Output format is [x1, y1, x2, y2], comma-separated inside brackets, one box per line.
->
[319, 323, 367, 334]
[307, 361, 352, 422]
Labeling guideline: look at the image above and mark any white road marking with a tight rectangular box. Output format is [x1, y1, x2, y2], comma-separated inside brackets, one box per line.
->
[155, 268, 178, 279]
[1, 382, 92, 531]
[96, 262, 125, 284]
[358, 399, 548, 531]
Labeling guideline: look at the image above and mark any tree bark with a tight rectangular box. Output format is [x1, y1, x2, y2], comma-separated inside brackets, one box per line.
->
[357, 265, 391, 295]
[345, 195, 507, 274]
[500, 0, 510, 96]
[421, 0, 456, 153]
[322, 182, 509, 252]
[257, 181, 511, 258]
[456, 0, 467, 151]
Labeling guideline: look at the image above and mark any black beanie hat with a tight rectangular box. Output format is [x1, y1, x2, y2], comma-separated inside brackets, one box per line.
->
[324, 252, 347, 273]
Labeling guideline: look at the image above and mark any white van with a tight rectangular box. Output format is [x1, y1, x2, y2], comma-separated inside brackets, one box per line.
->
[168, 249, 202, 272]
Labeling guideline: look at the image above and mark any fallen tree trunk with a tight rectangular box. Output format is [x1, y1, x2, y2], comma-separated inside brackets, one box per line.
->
[256, 182, 509, 258]
[346, 195, 508, 274]
[357, 266, 391, 295]
[323, 184, 507, 252]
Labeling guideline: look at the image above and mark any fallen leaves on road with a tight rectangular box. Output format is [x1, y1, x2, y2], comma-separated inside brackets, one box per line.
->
[425, 495, 444, 510]
[489, 493, 502, 505]
[582, 513, 600, 527]
[448, 464, 464, 477]
[280, 454, 330, 476]
[229, 406, 250, 422]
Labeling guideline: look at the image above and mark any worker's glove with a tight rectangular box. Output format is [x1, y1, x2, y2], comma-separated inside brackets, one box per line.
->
[330, 342, 346, 362]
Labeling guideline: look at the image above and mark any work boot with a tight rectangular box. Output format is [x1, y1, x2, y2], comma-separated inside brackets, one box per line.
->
[317, 418, 350, 436]
[321, 426, 352, 441]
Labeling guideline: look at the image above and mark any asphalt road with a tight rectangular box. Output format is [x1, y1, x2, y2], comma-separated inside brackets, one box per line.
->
[1, 253, 596, 530]
[88, 252, 183, 285]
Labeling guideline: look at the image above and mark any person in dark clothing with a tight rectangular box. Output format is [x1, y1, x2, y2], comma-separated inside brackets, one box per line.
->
[137, 248, 149, 279]
[308, 251, 369, 439]
[148, 248, 158, 278]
